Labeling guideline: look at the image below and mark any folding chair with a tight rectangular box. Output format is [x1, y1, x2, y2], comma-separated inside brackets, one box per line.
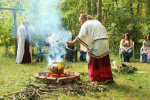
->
[140, 46, 144, 63]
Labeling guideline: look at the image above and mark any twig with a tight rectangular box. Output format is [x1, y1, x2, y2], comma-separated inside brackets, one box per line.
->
[30, 87, 41, 97]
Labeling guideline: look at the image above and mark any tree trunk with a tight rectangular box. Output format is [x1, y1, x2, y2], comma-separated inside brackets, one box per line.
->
[129, 1, 133, 16]
[97, 0, 102, 22]
[104, 10, 107, 23]
[137, 2, 140, 16]
[92, 0, 97, 15]
[115, 0, 118, 6]
[146, 0, 150, 16]
[87, 0, 91, 15]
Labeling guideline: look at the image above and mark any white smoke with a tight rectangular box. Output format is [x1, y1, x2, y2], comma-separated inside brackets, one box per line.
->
[25, 0, 71, 66]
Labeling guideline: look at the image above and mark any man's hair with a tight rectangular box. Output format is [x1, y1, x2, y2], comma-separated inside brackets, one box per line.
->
[87, 15, 94, 20]
[80, 14, 87, 20]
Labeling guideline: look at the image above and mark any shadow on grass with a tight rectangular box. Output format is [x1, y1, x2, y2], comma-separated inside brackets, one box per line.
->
[106, 82, 148, 97]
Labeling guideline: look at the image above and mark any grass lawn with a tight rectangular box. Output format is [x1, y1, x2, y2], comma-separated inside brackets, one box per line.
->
[0, 46, 150, 100]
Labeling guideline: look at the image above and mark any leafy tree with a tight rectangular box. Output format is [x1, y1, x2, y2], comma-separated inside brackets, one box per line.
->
[0, 0, 149, 58]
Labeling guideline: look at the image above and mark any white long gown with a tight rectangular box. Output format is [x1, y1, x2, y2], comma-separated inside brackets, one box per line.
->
[15, 23, 34, 64]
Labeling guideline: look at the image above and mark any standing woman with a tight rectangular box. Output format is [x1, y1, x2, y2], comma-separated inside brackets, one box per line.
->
[16, 21, 34, 64]
[142, 34, 150, 63]
[120, 33, 133, 62]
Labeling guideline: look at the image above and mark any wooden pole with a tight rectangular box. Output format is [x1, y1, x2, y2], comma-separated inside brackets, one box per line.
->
[97, 0, 102, 22]
[13, 10, 18, 56]
[0, 8, 25, 56]
[0, 8, 25, 11]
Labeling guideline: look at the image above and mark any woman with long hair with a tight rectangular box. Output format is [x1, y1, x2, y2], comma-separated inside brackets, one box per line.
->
[120, 33, 133, 62]
[142, 34, 150, 63]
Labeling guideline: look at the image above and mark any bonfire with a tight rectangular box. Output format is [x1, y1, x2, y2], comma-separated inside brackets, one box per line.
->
[48, 62, 68, 77]
[34, 61, 80, 84]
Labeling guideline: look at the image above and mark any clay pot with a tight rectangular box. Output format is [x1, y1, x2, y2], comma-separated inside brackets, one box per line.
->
[51, 66, 64, 75]
[49, 62, 64, 75]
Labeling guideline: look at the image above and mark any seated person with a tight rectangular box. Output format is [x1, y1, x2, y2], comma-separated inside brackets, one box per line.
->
[79, 44, 87, 61]
[120, 33, 133, 62]
[141, 34, 150, 63]
[35, 40, 50, 62]
[65, 33, 77, 62]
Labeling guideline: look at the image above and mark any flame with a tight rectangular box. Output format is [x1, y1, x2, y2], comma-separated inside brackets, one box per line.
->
[64, 69, 69, 75]
[48, 69, 59, 77]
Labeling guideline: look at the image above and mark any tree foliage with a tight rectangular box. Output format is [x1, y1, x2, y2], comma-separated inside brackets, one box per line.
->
[0, 0, 150, 57]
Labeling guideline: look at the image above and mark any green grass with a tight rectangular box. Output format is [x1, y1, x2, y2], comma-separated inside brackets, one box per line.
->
[0, 46, 150, 100]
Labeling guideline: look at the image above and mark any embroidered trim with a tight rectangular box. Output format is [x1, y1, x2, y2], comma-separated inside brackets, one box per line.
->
[77, 37, 109, 58]
[76, 37, 88, 47]
[88, 52, 109, 58]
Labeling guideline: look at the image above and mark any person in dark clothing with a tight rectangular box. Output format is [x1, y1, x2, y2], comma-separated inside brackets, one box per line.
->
[79, 44, 87, 62]
[65, 33, 77, 62]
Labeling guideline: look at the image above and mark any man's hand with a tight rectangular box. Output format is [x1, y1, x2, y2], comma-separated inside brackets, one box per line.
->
[73, 48, 76, 51]
[80, 49, 83, 52]
[66, 41, 74, 45]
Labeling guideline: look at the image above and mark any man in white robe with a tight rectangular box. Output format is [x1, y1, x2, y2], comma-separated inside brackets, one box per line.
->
[66, 14, 114, 83]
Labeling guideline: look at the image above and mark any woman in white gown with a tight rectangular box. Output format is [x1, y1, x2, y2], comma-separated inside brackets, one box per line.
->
[15, 21, 34, 64]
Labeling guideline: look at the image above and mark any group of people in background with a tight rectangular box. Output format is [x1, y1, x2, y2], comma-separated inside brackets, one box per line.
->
[15, 14, 149, 83]
[120, 33, 150, 63]
[15, 21, 87, 64]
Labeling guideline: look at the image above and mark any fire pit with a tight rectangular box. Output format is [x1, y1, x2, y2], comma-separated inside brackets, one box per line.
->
[34, 62, 80, 84]
[34, 71, 80, 84]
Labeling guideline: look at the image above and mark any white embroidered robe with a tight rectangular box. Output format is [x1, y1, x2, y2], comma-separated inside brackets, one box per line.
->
[15, 24, 34, 64]
[76, 20, 109, 58]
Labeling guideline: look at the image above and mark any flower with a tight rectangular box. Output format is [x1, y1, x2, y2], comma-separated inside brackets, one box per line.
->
[57, 62, 64, 70]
